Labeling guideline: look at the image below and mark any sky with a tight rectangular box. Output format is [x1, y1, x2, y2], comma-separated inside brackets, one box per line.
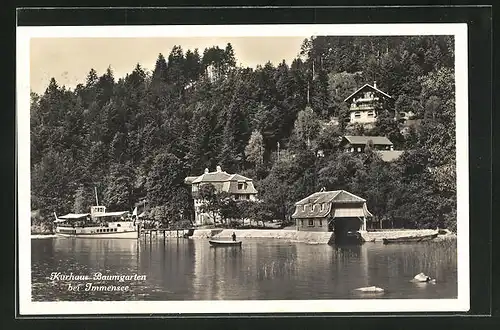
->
[30, 37, 308, 95]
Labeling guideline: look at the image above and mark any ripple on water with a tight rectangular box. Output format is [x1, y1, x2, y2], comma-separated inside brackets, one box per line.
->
[31, 238, 457, 301]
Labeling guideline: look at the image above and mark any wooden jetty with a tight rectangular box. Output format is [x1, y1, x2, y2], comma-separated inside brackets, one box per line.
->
[139, 226, 195, 241]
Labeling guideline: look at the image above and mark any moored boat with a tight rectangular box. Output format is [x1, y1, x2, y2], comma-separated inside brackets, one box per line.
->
[54, 204, 139, 239]
[382, 233, 438, 245]
[208, 239, 242, 247]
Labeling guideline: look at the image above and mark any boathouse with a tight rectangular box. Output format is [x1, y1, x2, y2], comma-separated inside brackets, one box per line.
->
[184, 166, 258, 226]
[292, 190, 373, 235]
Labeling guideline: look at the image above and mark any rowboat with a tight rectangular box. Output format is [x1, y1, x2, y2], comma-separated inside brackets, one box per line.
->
[382, 233, 438, 245]
[208, 239, 242, 247]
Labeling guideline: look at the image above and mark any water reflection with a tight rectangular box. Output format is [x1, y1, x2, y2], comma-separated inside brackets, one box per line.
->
[31, 237, 457, 301]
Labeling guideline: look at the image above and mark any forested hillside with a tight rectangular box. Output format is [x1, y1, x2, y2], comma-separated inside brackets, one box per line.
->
[30, 36, 457, 231]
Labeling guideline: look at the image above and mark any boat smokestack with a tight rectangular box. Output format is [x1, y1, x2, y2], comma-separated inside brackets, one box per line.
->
[94, 187, 99, 206]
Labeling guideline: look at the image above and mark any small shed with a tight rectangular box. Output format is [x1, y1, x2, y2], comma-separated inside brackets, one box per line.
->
[291, 190, 373, 234]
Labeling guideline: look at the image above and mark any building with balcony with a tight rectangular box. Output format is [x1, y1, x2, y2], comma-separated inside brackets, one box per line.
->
[344, 81, 394, 124]
[184, 166, 258, 226]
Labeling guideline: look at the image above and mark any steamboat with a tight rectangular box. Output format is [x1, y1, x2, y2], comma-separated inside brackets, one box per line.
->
[53, 190, 139, 239]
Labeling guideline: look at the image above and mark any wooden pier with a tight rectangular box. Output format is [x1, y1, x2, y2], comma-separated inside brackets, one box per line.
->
[139, 227, 195, 240]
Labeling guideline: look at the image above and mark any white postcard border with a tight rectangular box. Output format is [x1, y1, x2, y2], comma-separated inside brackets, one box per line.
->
[17, 23, 469, 315]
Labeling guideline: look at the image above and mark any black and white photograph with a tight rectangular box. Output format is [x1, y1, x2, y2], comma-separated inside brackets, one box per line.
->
[17, 22, 469, 314]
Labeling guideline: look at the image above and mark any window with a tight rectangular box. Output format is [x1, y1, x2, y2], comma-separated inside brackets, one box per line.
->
[400, 112, 406, 117]
[114, 228, 117, 232]
[319, 219, 322, 227]
[238, 183, 244, 190]
[303, 205, 307, 211]
[367, 111, 374, 117]
[308, 219, 314, 227]
[117, 224, 121, 227]
[357, 147, 362, 152]
[301, 220, 304, 227]
[354, 111, 361, 118]
[320, 203, 324, 211]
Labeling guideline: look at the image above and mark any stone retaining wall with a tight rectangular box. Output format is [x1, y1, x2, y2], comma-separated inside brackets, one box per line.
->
[145, 228, 453, 244]
[359, 229, 439, 242]
[192, 229, 333, 244]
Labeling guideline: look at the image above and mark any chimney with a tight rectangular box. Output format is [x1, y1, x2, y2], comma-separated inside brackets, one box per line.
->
[204, 168, 209, 174]
[216, 165, 222, 172]
[373, 81, 377, 89]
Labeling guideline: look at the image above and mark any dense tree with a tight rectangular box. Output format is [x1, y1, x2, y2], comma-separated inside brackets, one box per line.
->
[30, 36, 456, 231]
[244, 130, 265, 168]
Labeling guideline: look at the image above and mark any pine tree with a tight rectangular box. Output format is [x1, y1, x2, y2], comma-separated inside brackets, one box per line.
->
[244, 130, 264, 168]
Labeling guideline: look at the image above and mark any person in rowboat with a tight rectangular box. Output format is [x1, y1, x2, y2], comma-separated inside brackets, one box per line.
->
[232, 232, 236, 242]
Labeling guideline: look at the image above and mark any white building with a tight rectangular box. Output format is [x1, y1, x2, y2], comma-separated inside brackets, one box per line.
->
[184, 166, 258, 226]
[344, 81, 394, 124]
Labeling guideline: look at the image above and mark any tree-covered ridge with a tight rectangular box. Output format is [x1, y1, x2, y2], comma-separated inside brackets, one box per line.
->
[31, 36, 456, 231]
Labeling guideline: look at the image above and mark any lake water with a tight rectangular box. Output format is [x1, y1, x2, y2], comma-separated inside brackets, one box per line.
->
[31, 237, 457, 301]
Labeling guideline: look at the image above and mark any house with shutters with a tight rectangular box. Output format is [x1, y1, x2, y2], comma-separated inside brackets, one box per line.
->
[184, 166, 258, 226]
[344, 81, 394, 124]
[292, 190, 373, 234]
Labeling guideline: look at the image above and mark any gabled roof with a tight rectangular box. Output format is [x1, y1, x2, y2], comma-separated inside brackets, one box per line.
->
[344, 83, 393, 103]
[292, 190, 373, 218]
[342, 136, 393, 146]
[228, 174, 253, 182]
[187, 167, 255, 185]
[295, 190, 366, 206]
[191, 171, 232, 184]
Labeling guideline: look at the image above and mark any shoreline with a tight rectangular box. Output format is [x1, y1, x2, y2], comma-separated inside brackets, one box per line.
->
[30, 228, 456, 243]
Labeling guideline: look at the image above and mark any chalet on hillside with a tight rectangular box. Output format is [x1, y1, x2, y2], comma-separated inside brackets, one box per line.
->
[344, 81, 394, 124]
[184, 166, 258, 226]
[292, 190, 373, 235]
[340, 136, 403, 162]
[340, 135, 394, 152]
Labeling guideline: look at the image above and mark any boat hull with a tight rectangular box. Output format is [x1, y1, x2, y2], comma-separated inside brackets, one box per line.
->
[56, 231, 138, 239]
[382, 233, 438, 245]
[209, 240, 242, 247]
[55, 222, 138, 239]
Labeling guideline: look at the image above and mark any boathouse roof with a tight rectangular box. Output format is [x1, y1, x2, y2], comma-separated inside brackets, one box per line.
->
[292, 190, 373, 219]
[295, 190, 366, 206]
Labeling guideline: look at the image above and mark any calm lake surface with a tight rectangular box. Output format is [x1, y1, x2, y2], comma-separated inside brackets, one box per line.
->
[31, 237, 457, 301]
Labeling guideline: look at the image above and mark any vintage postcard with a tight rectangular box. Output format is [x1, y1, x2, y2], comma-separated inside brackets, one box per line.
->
[17, 23, 469, 315]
